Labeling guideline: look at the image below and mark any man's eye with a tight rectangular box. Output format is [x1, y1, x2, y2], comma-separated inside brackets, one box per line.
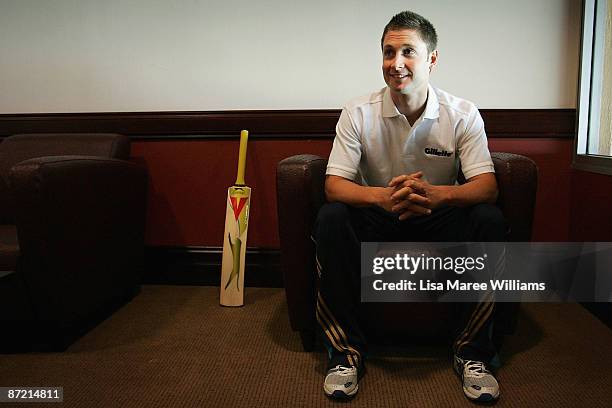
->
[383, 50, 394, 58]
[403, 49, 415, 56]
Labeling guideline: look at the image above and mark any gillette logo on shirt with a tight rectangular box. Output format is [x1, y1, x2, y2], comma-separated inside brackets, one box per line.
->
[424, 147, 453, 157]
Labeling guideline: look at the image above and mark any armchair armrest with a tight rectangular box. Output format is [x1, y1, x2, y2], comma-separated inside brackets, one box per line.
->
[8, 155, 148, 326]
[276, 155, 327, 333]
[491, 152, 538, 242]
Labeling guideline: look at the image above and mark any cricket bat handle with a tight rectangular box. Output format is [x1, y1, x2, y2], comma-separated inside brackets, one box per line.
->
[235, 130, 249, 185]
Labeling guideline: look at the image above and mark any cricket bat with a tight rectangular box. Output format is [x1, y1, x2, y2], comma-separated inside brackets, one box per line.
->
[220, 130, 251, 306]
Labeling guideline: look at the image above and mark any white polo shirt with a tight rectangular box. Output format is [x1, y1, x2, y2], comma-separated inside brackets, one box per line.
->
[327, 85, 494, 187]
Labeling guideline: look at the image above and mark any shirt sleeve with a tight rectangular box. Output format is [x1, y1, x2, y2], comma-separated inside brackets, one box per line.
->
[326, 108, 362, 181]
[457, 107, 495, 180]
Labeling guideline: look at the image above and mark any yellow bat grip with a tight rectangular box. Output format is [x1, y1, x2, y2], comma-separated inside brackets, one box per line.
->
[235, 130, 249, 185]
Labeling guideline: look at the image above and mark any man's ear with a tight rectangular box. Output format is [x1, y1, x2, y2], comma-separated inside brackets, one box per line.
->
[429, 50, 438, 72]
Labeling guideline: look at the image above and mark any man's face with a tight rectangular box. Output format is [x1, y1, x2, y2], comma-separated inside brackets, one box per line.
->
[382, 29, 437, 96]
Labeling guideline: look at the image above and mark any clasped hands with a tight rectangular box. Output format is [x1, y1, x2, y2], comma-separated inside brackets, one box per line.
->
[383, 171, 449, 220]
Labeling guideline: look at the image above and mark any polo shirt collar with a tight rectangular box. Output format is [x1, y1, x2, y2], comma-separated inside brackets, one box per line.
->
[382, 84, 440, 120]
[423, 84, 440, 120]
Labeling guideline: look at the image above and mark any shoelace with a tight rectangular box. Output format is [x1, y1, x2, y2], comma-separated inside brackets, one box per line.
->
[329, 365, 356, 376]
[463, 360, 491, 378]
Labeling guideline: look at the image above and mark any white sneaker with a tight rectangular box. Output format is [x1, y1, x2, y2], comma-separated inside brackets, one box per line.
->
[454, 355, 500, 402]
[323, 365, 359, 399]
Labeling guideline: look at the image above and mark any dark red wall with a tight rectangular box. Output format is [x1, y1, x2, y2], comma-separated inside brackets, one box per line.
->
[570, 170, 612, 241]
[131, 140, 333, 247]
[132, 137, 576, 247]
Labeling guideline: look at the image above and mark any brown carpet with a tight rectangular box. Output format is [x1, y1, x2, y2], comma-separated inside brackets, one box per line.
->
[0, 286, 610, 407]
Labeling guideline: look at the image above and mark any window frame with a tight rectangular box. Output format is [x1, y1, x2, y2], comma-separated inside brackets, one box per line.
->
[573, 0, 612, 175]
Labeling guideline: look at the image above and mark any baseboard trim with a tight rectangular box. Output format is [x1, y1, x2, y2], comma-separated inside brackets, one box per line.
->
[143, 246, 282, 287]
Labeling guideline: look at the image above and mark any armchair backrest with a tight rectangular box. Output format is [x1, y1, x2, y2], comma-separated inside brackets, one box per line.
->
[0, 133, 130, 223]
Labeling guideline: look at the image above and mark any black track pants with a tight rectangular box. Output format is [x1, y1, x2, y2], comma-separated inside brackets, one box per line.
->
[313, 203, 507, 367]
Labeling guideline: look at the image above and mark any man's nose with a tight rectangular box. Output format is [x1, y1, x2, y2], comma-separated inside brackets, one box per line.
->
[394, 55, 404, 70]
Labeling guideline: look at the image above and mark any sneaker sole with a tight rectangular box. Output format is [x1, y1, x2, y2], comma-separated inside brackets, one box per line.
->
[463, 386, 499, 402]
[324, 385, 358, 399]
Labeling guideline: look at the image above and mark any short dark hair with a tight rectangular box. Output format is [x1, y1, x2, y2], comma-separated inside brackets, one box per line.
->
[381, 11, 438, 53]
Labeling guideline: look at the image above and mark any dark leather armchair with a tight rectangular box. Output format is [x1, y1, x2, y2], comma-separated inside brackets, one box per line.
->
[0, 133, 148, 350]
[277, 152, 537, 351]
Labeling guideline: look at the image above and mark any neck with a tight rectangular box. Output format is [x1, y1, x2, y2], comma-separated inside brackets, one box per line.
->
[391, 86, 428, 125]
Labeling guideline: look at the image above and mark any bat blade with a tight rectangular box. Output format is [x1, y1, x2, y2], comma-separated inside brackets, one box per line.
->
[220, 186, 250, 306]
[220, 130, 250, 306]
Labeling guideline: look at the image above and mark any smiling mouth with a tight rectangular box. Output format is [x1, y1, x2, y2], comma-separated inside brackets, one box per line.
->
[390, 73, 410, 80]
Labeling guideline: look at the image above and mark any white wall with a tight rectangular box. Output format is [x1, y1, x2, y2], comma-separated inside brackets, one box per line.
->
[0, 0, 581, 113]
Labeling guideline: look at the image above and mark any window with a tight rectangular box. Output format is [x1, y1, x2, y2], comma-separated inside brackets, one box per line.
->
[575, 0, 612, 175]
